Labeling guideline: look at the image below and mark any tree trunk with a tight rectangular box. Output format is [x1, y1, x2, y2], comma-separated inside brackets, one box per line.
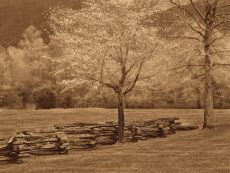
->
[197, 100, 202, 109]
[124, 95, 128, 109]
[117, 92, 125, 143]
[203, 46, 215, 129]
[195, 88, 202, 109]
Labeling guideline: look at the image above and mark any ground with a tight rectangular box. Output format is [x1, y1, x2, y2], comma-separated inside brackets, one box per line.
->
[0, 108, 229, 173]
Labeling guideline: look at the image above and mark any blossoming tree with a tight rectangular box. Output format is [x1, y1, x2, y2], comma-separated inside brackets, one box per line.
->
[47, 0, 165, 142]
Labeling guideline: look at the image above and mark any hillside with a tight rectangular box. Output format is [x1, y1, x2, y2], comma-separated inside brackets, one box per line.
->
[0, 0, 82, 47]
[0, 0, 188, 47]
[151, 0, 230, 38]
[0, 0, 229, 47]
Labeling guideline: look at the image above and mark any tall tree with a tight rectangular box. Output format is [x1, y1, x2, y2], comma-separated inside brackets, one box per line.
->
[0, 46, 9, 87]
[169, 0, 230, 129]
[18, 25, 49, 83]
[7, 25, 49, 107]
[47, 0, 165, 142]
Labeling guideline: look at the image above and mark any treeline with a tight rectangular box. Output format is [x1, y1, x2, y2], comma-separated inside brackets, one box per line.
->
[0, 25, 229, 110]
[0, 24, 229, 110]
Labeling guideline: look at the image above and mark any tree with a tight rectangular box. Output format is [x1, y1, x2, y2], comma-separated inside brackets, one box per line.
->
[47, 0, 165, 142]
[0, 46, 9, 87]
[32, 86, 57, 109]
[168, 0, 230, 129]
[18, 25, 49, 83]
[6, 25, 49, 108]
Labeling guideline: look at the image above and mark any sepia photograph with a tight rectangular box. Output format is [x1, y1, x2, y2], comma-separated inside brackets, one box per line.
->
[0, 0, 229, 172]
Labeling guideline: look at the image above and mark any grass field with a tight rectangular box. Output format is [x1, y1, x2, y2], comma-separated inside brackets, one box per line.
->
[0, 108, 229, 173]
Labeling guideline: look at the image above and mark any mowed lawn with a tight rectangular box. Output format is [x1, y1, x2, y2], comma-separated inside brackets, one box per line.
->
[0, 108, 229, 173]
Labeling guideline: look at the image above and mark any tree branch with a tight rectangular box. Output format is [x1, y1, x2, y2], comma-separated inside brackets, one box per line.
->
[189, 0, 205, 22]
[218, 5, 230, 8]
[209, 33, 226, 45]
[123, 60, 144, 95]
[188, 23, 205, 37]
[213, 63, 230, 67]
[125, 48, 155, 76]
[84, 72, 119, 92]
[169, 0, 205, 32]
[213, 20, 229, 29]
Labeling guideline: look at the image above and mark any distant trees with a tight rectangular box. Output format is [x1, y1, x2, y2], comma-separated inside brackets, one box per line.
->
[0, 46, 20, 108]
[0, 46, 9, 86]
[10, 25, 50, 107]
[32, 86, 57, 109]
[169, 0, 230, 129]
[47, 0, 164, 142]
[17, 25, 49, 85]
[0, 25, 52, 108]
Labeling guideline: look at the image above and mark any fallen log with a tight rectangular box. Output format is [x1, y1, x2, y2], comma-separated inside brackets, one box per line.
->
[70, 145, 95, 150]
[29, 150, 59, 155]
[175, 125, 199, 131]
[0, 137, 21, 163]
[96, 127, 117, 131]
[69, 141, 96, 146]
[96, 136, 117, 145]
[63, 129, 93, 135]
[96, 140, 117, 145]
[0, 145, 7, 151]
[66, 134, 97, 140]
[9, 130, 70, 156]
[54, 123, 99, 129]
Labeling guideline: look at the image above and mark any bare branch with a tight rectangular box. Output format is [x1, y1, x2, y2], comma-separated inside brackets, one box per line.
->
[84, 74, 119, 92]
[191, 73, 205, 80]
[125, 48, 155, 76]
[218, 5, 230, 8]
[104, 66, 120, 83]
[213, 63, 230, 67]
[109, 54, 120, 63]
[209, 33, 226, 45]
[188, 23, 205, 37]
[189, 0, 205, 21]
[169, 0, 205, 32]
[138, 72, 159, 81]
[213, 20, 230, 29]
[126, 61, 139, 75]
[123, 60, 144, 95]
